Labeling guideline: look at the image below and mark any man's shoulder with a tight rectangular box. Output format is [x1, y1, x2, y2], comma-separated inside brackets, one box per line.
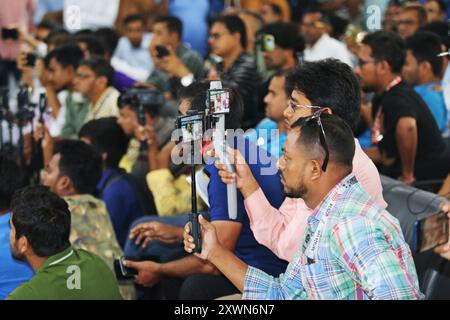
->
[6, 281, 39, 300]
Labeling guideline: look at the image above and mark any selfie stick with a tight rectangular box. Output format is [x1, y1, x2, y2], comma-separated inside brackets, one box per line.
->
[190, 135, 201, 253]
[210, 81, 238, 220]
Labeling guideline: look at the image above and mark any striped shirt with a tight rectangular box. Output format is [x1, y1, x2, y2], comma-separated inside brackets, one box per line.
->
[243, 174, 423, 300]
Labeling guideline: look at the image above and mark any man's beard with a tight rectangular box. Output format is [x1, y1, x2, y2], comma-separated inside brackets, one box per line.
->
[285, 184, 308, 199]
[280, 170, 308, 199]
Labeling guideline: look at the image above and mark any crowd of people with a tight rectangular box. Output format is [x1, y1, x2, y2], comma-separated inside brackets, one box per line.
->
[0, 0, 449, 300]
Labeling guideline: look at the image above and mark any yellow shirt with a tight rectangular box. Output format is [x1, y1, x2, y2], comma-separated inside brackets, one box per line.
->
[146, 168, 206, 216]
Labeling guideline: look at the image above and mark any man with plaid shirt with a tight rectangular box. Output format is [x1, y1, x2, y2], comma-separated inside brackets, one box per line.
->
[184, 113, 423, 300]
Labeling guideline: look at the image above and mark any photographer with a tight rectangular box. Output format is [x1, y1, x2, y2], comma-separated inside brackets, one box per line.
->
[117, 88, 174, 174]
[147, 16, 204, 98]
[123, 80, 287, 300]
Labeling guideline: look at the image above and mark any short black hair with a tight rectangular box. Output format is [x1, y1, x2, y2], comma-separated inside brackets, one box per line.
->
[118, 88, 164, 118]
[74, 34, 106, 58]
[291, 113, 355, 168]
[53, 140, 102, 195]
[213, 15, 247, 50]
[11, 186, 71, 257]
[95, 28, 120, 57]
[37, 19, 64, 33]
[178, 80, 244, 130]
[259, 22, 305, 52]
[406, 31, 443, 77]
[285, 59, 361, 131]
[124, 14, 146, 26]
[0, 153, 25, 210]
[79, 117, 130, 168]
[44, 30, 71, 49]
[79, 56, 114, 86]
[154, 15, 183, 38]
[45, 44, 84, 69]
[419, 21, 450, 49]
[362, 31, 406, 74]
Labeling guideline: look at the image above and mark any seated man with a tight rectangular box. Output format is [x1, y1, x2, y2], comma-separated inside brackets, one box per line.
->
[42, 140, 123, 268]
[216, 59, 387, 262]
[0, 153, 33, 300]
[42, 140, 134, 299]
[245, 70, 289, 158]
[73, 56, 120, 124]
[147, 15, 204, 96]
[123, 80, 287, 300]
[185, 113, 423, 300]
[357, 31, 450, 184]
[7, 186, 122, 300]
[79, 117, 147, 248]
[402, 31, 447, 134]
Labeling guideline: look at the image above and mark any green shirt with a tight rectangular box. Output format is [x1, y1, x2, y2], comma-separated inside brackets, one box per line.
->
[60, 92, 90, 139]
[7, 247, 122, 300]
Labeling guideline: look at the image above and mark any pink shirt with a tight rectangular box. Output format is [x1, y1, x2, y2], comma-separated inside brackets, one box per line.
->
[0, 0, 35, 60]
[244, 139, 387, 262]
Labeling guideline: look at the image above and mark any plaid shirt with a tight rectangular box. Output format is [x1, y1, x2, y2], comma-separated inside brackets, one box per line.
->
[243, 174, 423, 300]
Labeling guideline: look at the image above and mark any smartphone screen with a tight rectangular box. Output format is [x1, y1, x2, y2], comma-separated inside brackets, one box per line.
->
[208, 89, 230, 115]
[180, 114, 203, 142]
[155, 45, 170, 58]
[2, 28, 19, 40]
[413, 210, 449, 253]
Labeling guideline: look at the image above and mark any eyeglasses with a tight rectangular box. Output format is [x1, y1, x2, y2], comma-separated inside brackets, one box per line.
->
[75, 72, 94, 80]
[288, 100, 322, 113]
[357, 58, 377, 67]
[297, 109, 329, 172]
[209, 32, 229, 40]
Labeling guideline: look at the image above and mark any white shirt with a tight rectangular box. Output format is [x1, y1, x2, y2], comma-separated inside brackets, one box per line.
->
[304, 33, 354, 67]
[112, 33, 154, 75]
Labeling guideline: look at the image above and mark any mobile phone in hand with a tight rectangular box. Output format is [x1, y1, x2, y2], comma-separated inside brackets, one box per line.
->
[2, 28, 19, 40]
[412, 210, 449, 253]
[155, 45, 170, 58]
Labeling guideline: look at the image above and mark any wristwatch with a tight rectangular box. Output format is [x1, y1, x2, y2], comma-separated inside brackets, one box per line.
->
[181, 73, 194, 87]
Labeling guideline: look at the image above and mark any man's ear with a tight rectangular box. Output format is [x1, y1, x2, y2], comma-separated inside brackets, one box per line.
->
[57, 175, 73, 194]
[18, 236, 30, 256]
[377, 60, 391, 75]
[101, 152, 108, 162]
[96, 76, 108, 90]
[309, 159, 323, 181]
[418, 60, 432, 75]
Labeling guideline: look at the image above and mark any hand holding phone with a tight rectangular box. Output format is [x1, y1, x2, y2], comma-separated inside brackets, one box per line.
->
[2, 28, 19, 40]
[155, 45, 170, 58]
[413, 210, 449, 254]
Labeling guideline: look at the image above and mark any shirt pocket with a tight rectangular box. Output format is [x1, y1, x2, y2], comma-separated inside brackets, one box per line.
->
[298, 254, 354, 300]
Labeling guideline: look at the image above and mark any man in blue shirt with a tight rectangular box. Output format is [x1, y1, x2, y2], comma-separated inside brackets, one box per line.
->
[245, 71, 289, 158]
[113, 14, 154, 75]
[0, 153, 34, 299]
[402, 31, 447, 134]
[79, 117, 148, 248]
[123, 81, 287, 300]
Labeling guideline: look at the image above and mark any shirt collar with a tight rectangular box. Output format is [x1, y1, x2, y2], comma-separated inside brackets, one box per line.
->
[308, 173, 357, 224]
[39, 246, 74, 271]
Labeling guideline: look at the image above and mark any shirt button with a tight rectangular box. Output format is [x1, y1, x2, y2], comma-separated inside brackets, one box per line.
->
[305, 234, 311, 243]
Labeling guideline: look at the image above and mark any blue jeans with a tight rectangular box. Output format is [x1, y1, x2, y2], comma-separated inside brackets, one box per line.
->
[124, 215, 190, 263]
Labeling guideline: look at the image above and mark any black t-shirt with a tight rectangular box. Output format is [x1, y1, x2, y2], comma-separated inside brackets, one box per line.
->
[372, 82, 449, 180]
